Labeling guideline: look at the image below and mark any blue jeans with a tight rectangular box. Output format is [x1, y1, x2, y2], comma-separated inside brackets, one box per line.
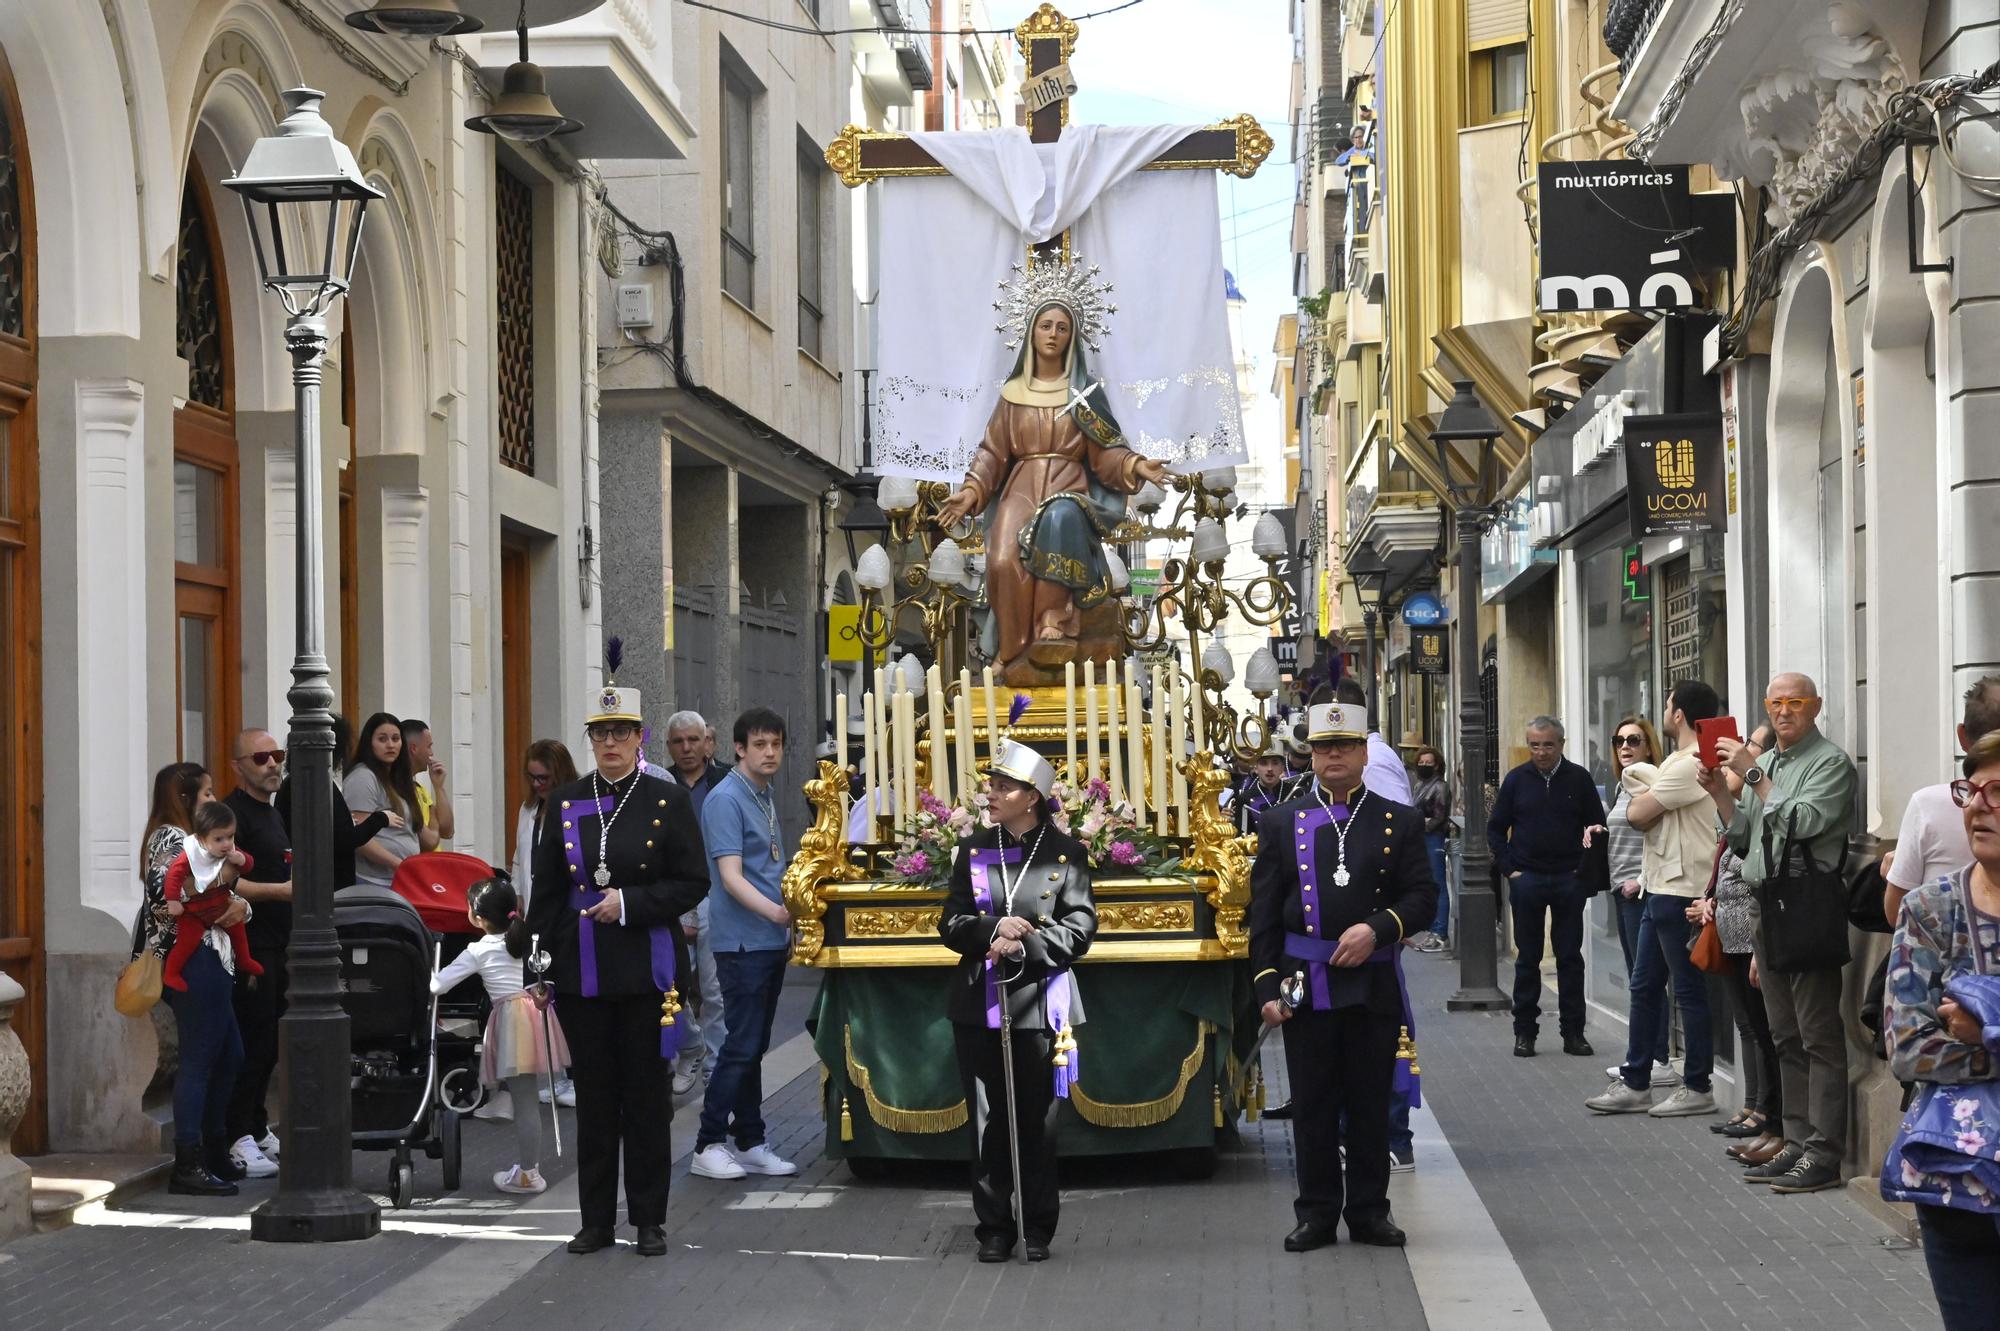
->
[1622, 892, 1711, 1092]
[160, 946, 244, 1146]
[1918, 1204, 2000, 1331]
[1508, 871, 1586, 1039]
[1424, 834, 1450, 938]
[1614, 891, 1670, 1066]
[695, 947, 787, 1150]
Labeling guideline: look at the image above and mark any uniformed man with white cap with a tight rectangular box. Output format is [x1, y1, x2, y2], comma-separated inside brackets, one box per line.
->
[528, 646, 710, 1256]
[1250, 701, 1437, 1252]
[1232, 733, 1303, 836]
[937, 739, 1098, 1264]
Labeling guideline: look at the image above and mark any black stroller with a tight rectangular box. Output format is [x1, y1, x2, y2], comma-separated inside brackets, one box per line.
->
[334, 884, 484, 1206]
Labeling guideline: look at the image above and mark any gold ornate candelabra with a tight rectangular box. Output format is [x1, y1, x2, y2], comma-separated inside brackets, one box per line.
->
[851, 481, 986, 656]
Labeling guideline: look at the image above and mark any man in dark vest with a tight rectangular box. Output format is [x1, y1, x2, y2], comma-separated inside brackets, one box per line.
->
[1251, 701, 1437, 1252]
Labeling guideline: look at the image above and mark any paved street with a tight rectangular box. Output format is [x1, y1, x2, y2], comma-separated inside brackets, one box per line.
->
[0, 958, 1941, 1331]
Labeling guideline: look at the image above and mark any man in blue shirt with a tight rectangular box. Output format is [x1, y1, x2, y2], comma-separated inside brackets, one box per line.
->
[689, 707, 800, 1181]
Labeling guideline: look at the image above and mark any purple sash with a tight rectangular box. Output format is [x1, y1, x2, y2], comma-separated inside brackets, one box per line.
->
[969, 846, 1077, 1099]
[562, 793, 683, 1060]
[1282, 800, 1420, 1106]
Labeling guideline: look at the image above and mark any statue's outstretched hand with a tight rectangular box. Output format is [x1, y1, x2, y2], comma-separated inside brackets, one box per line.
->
[935, 487, 978, 528]
[1133, 457, 1172, 486]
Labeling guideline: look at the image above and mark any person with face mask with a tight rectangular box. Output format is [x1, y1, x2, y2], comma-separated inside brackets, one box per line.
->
[1409, 748, 1450, 953]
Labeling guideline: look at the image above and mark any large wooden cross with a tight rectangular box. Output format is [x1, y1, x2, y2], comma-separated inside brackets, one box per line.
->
[825, 3, 1273, 252]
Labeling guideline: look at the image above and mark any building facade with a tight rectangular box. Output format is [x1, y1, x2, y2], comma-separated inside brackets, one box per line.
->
[0, 0, 690, 1155]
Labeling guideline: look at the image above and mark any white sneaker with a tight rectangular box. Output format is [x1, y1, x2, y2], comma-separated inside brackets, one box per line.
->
[1652, 1060, 1682, 1088]
[689, 1143, 747, 1180]
[537, 1078, 578, 1108]
[477, 1090, 514, 1122]
[1389, 1150, 1416, 1173]
[493, 1165, 548, 1195]
[1648, 1086, 1717, 1117]
[255, 1130, 281, 1160]
[1584, 1079, 1654, 1114]
[731, 1143, 798, 1177]
[230, 1135, 279, 1178]
[672, 1065, 701, 1096]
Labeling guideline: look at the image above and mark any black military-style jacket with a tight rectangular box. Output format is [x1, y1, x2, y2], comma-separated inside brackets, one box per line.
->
[1231, 772, 1304, 836]
[527, 768, 709, 999]
[1248, 781, 1438, 1015]
[939, 819, 1097, 1029]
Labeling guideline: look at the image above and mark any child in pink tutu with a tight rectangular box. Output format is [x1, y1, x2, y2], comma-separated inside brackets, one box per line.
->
[431, 877, 570, 1194]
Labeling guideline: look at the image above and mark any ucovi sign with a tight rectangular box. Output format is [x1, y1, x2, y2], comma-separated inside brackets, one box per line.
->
[1622, 413, 1726, 538]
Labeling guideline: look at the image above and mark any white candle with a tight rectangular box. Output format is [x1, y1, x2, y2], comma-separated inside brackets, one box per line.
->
[983, 666, 1000, 755]
[874, 665, 892, 834]
[1105, 660, 1123, 805]
[835, 691, 849, 822]
[951, 692, 969, 808]
[957, 668, 975, 801]
[926, 665, 947, 801]
[899, 688, 917, 828]
[1064, 661, 1078, 787]
[1167, 670, 1187, 835]
[862, 691, 879, 841]
[1151, 664, 1169, 835]
[1083, 660, 1100, 791]
[1190, 665, 1206, 770]
[1127, 670, 1148, 826]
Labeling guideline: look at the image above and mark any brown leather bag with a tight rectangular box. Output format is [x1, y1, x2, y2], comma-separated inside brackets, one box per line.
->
[1688, 839, 1731, 976]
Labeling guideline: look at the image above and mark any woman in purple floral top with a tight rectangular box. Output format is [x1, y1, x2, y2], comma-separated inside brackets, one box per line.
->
[1884, 731, 2000, 1329]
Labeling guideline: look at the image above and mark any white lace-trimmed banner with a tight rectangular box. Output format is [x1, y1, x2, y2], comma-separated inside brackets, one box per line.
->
[873, 126, 1247, 481]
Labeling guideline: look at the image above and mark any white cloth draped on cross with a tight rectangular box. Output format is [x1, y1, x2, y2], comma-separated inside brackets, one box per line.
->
[872, 124, 1248, 481]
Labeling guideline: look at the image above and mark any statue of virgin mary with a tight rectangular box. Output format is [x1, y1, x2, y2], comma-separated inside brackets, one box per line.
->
[936, 275, 1170, 677]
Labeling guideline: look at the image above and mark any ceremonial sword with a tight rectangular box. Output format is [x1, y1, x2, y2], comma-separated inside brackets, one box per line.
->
[527, 933, 563, 1158]
[994, 963, 1030, 1265]
[1242, 970, 1307, 1104]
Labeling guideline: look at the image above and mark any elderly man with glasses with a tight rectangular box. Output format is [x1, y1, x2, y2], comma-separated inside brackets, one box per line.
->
[1699, 672, 1858, 1195]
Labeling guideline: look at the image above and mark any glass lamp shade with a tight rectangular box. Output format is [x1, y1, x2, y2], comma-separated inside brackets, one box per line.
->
[964, 553, 987, 596]
[926, 537, 966, 588]
[1102, 546, 1131, 592]
[465, 62, 584, 141]
[1245, 646, 1281, 697]
[876, 474, 921, 515]
[1251, 512, 1287, 559]
[1189, 518, 1229, 564]
[854, 544, 894, 593]
[896, 655, 927, 695]
[222, 89, 383, 307]
[1134, 480, 1167, 515]
[1202, 640, 1235, 686]
[1200, 465, 1238, 495]
[344, 0, 482, 34]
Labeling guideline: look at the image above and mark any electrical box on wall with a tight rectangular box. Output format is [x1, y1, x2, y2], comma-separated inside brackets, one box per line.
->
[616, 283, 654, 330]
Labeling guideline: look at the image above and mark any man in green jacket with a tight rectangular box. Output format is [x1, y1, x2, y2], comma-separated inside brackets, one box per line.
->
[1698, 671, 1857, 1195]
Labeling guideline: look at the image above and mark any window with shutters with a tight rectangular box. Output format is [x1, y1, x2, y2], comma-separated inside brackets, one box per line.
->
[721, 66, 757, 307]
[1469, 41, 1528, 124]
[797, 133, 825, 362]
[496, 163, 535, 476]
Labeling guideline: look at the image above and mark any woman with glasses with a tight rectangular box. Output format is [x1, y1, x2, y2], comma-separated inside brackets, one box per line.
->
[511, 739, 580, 900]
[346, 712, 425, 891]
[1882, 729, 2000, 1327]
[526, 672, 710, 1257]
[1585, 717, 1673, 1084]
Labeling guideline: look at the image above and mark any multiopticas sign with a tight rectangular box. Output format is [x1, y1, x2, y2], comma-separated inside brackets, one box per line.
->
[1538, 163, 1700, 313]
[1623, 413, 1726, 538]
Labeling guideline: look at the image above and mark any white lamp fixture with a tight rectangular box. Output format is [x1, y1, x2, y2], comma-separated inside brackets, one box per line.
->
[1189, 518, 1229, 564]
[344, 0, 481, 34]
[465, 17, 583, 141]
[1251, 512, 1287, 560]
[855, 544, 894, 593]
[896, 654, 927, 695]
[926, 537, 966, 588]
[1202, 640, 1235, 686]
[1245, 646, 1281, 698]
[876, 474, 921, 515]
[1102, 546, 1130, 592]
[1200, 465, 1237, 495]
[1134, 480, 1167, 515]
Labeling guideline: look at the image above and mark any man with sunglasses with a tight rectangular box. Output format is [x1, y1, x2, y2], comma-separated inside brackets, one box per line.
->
[1699, 672, 1857, 1194]
[223, 728, 295, 1178]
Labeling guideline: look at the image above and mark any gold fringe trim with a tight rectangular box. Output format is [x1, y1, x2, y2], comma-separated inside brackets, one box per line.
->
[1068, 1023, 1209, 1128]
[842, 1025, 969, 1134]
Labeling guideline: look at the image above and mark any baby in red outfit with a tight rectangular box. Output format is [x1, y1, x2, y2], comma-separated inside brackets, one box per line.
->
[163, 801, 263, 991]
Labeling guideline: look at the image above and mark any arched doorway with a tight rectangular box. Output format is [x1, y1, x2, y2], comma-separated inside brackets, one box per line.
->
[173, 170, 241, 784]
[0, 44, 46, 1154]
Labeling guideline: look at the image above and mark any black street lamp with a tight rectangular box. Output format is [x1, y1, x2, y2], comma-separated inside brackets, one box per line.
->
[838, 475, 891, 681]
[1347, 541, 1388, 731]
[224, 87, 384, 1243]
[1428, 380, 1510, 1013]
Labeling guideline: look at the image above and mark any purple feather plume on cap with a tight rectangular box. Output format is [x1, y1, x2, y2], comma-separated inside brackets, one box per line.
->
[1008, 692, 1031, 727]
[605, 634, 624, 678]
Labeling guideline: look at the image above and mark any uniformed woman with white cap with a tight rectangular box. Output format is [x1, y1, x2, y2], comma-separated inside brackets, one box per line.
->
[938, 739, 1097, 1263]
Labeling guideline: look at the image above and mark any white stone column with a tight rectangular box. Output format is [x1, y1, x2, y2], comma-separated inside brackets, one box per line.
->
[380, 485, 433, 717]
[74, 378, 148, 923]
[264, 443, 298, 736]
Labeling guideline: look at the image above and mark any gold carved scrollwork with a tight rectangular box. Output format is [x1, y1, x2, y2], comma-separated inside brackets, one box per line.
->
[847, 906, 944, 938]
[783, 760, 861, 964]
[1014, 4, 1080, 53]
[1096, 902, 1195, 934]
[1215, 113, 1276, 179]
[823, 123, 949, 190]
[1184, 755, 1251, 955]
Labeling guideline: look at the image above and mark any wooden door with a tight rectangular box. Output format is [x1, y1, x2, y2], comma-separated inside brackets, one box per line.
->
[0, 44, 46, 1153]
[500, 541, 532, 862]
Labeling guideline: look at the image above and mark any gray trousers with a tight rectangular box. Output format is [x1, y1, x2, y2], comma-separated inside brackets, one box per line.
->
[679, 902, 726, 1073]
[1756, 959, 1848, 1166]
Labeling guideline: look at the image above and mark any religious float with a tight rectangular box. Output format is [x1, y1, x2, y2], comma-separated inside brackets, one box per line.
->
[786, 5, 1279, 1175]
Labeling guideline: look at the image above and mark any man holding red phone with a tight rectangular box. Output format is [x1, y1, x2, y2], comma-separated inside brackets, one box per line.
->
[1586, 680, 1724, 1118]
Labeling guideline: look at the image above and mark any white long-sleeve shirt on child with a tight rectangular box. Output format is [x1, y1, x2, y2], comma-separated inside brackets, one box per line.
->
[431, 932, 527, 999]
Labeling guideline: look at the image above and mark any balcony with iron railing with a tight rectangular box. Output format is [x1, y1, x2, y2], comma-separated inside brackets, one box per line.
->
[853, 0, 936, 104]
[471, 0, 694, 159]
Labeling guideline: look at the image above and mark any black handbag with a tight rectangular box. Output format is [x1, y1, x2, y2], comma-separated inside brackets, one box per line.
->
[1845, 856, 1895, 934]
[1577, 789, 1614, 896]
[1754, 805, 1852, 973]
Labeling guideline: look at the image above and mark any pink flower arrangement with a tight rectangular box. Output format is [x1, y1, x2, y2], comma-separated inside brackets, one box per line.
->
[1107, 840, 1146, 867]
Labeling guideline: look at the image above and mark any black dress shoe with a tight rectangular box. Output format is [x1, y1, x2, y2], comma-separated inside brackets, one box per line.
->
[1512, 1035, 1536, 1058]
[1262, 1099, 1294, 1120]
[1562, 1035, 1595, 1057]
[567, 1226, 616, 1254]
[1024, 1241, 1050, 1262]
[634, 1225, 667, 1257]
[1348, 1216, 1407, 1247]
[976, 1234, 1014, 1263]
[1283, 1222, 1339, 1252]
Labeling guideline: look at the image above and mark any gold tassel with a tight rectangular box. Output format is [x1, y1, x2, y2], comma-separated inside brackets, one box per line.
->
[840, 1093, 854, 1142]
[1247, 1064, 1263, 1122]
[1212, 1083, 1224, 1128]
[660, 988, 681, 1028]
[1052, 1022, 1075, 1068]
[1396, 1024, 1417, 1065]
